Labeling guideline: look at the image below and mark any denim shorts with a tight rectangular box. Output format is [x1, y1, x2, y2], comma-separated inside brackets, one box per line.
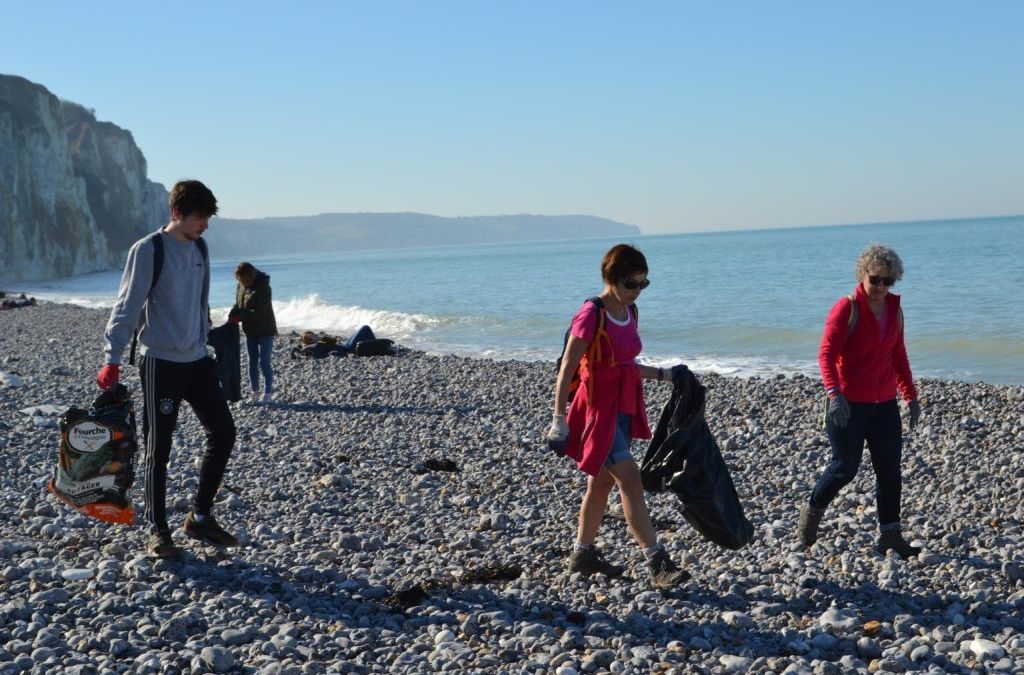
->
[605, 413, 633, 466]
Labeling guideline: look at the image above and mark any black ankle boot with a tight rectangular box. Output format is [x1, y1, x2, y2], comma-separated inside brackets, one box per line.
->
[798, 503, 826, 547]
[876, 526, 921, 559]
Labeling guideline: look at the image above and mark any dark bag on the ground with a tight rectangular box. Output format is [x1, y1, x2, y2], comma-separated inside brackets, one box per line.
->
[354, 338, 394, 356]
[49, 384, 138, 524]
[640, 366, 754, 550]
[292, 342, 339, 359]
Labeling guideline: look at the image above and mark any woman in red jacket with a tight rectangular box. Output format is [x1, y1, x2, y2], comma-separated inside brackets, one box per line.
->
[800, 244, 922, 558]
[546, 244, 689, 589]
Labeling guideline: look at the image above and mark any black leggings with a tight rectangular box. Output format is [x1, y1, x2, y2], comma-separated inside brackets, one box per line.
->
[139, 356, 236, 533]
[810, 398, 903, 527]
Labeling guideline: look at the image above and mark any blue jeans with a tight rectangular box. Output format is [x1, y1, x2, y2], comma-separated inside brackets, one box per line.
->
[605, 413, 632, 466]
[341, 325, 376, 353]
[810, 399, 903, 526]
[246, 335, 274, 394]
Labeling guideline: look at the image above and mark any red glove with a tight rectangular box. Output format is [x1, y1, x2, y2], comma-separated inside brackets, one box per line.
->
[97, 364, 120, 390]
[229, 315, 242, 324]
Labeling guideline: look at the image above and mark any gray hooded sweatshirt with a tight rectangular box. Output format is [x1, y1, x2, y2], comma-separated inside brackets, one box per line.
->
[104, 231, 210, 365]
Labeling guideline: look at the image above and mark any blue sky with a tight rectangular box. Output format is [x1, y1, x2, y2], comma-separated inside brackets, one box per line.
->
[3, 1, 1022, 233]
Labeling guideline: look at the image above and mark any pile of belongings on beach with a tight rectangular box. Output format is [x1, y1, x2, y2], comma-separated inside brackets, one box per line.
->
[0, 292, 37, 310]
[290, 327, 394, 358]
[640, 365, 755, 550]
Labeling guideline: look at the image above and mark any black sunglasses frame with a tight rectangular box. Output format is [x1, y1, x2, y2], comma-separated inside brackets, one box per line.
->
[621, 278, 651, 290]
[868, 275, 896, 287]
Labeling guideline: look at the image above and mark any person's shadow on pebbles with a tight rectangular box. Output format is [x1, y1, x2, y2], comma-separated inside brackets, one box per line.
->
[784, 576, 1023, 636]
[266, 401, 479, 417]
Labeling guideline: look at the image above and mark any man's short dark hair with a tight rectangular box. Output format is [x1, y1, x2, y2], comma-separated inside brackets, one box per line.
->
[169, 180, 218, 218]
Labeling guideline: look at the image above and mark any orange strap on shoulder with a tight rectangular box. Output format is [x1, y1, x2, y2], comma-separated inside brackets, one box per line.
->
[584, 308, 616, 403]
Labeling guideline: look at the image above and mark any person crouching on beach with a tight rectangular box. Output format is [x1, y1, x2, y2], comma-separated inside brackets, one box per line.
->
[99, 180, 239, 559]
[799, 244, 923, 558]
[230, 262, 277, 403]
[546, 244, 690, 589]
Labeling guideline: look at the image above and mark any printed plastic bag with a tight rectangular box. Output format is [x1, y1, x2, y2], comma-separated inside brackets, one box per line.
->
[49, 384, 138, 524]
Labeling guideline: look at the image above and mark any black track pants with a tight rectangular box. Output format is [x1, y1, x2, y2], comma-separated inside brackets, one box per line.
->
[139, 355, 236, 533]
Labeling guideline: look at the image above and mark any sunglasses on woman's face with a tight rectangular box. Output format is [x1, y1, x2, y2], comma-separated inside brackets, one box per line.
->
[868, 275, 895, 287]
[622, 278, 651, 291]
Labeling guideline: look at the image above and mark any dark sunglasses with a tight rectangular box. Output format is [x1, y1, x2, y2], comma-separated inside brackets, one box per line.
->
[622, 278, 651, 290]
[868, 275, 896, 287]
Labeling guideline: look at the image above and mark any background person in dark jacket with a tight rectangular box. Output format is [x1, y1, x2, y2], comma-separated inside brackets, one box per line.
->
[230, 262, 277, 403]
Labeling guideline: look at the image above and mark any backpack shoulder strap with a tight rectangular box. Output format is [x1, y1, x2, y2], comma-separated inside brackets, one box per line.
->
[586, 296, 607, 334]
[149, 231, 164, 293]
[846, 294, 858, 333]
[129, 231, 164, 366]
[585, 296, 617, 369]
[195, 236, 208, 260]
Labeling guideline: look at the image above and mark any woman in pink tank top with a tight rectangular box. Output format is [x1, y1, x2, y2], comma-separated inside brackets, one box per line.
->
[546, 244, 690, 589]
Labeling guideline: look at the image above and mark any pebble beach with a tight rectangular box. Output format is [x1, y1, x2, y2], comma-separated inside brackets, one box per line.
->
[1, 302, 1022, 674]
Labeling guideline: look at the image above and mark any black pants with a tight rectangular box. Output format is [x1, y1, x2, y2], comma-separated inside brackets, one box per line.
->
[139, 355, 236, 533]
[810, 398, 903, 527]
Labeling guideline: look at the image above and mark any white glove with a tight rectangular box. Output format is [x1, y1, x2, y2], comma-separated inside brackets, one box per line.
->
[546, 414, 569, 442]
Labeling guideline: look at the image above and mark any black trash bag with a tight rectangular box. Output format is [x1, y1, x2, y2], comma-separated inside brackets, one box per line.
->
[207, 321, 242, 401]
[640, 366, 754, 550]
[49, 384, 138, 524]
[354, 338, 394, 357]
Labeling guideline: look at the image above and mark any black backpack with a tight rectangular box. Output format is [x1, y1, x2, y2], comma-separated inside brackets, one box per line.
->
[128, 231, 208, 365]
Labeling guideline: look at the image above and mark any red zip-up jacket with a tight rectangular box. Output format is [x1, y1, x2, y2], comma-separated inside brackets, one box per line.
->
[818, 284, 917, 403]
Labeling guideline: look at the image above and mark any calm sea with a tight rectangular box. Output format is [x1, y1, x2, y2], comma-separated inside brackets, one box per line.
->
[17, 216, 1024, 385]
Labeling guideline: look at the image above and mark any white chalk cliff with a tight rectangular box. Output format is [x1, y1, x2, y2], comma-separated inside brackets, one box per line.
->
[0, 74, 167, 281]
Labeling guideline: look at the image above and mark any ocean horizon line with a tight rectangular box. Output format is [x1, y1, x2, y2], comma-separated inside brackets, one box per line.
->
[206, 210, 1023, 240]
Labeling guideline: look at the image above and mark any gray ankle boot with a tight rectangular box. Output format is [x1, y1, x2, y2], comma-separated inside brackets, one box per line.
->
[647, 547, 690, 589]
[567, 547, 624, 578]
[798, 503, 826, 547]
[876, 525, 921, 559]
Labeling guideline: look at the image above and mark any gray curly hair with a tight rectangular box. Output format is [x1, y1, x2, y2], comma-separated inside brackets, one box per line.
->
[855, 244, 904, 281]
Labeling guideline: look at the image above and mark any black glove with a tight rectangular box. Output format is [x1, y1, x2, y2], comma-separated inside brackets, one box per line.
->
[828, 394, 851, 428]
[908, 399, 921, 431]
[669, 364, 692, 384]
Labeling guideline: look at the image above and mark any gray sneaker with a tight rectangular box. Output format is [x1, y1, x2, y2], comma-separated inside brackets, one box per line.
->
[798, 503, 826, 547]
[648, 547, 690, 589]
[567, 547, 623, 578]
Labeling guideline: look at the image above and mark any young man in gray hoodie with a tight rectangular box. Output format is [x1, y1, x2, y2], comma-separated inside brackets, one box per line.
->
[98, 180, 238, 559]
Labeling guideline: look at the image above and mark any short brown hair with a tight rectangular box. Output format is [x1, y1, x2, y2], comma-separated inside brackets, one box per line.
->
[169, 180, 218, 218]
[601, 244, 648, 284]
[235, 261, 257, 283]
